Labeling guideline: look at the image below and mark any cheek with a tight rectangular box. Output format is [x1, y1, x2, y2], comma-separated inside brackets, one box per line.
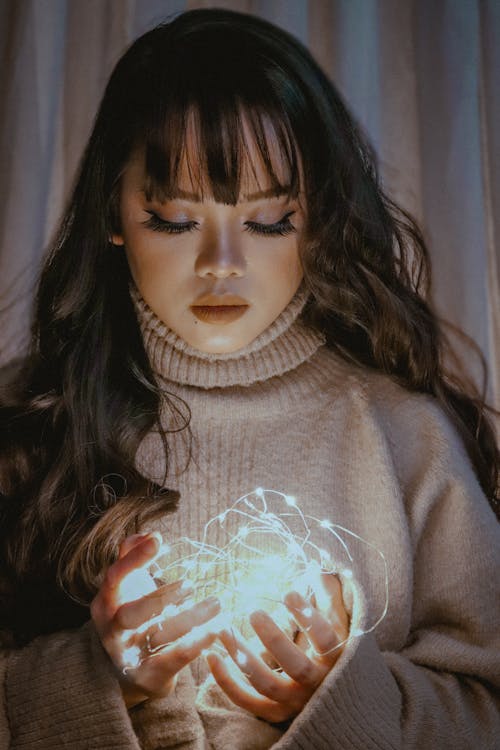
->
[265, 242, 303, 285]
[253, 248, 302, 312]
[124, 234, 184, 284]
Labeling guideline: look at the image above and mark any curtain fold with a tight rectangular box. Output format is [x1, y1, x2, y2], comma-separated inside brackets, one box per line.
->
[1, 0, 498, 405]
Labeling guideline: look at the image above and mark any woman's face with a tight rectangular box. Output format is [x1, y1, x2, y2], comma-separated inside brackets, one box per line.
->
[112, 120, 305, 354]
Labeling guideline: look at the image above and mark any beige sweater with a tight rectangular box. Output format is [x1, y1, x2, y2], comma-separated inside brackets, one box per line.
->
[1, 283, 499, 749]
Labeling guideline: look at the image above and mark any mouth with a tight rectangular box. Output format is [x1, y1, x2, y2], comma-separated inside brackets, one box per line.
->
[190, 293, 250, 325]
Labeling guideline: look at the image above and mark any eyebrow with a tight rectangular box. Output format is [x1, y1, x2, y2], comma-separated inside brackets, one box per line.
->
[141, 185, 293, 203]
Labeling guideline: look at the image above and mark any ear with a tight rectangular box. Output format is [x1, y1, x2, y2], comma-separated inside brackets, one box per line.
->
[109, 233, 125, 246]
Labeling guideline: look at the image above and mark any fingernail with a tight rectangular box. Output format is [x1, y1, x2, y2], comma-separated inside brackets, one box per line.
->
[145, 531, 162, 546]
[204, 596, 220, 610]
[144, 537, 158, 554]
[250, 609, 268, 623]
[285, 591, 305, 608]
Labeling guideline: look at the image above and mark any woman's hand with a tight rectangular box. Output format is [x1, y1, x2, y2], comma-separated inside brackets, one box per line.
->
[206, 573, 349, 724]
[90, 532, 221, 709]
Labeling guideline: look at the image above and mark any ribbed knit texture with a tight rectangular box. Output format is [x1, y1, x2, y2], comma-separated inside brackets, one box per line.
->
[129, 280, 326, 389]
[1, 284, 499, 750]
[130, 285, 500, 750]
[5, 622, 141, 749]
[128, 667, 207, 750]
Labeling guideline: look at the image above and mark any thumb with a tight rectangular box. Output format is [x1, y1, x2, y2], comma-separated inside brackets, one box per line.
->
[119, 533, 155, 560]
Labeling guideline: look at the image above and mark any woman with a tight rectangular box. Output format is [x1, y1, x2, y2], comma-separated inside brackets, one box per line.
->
[1, 7, 498, 749]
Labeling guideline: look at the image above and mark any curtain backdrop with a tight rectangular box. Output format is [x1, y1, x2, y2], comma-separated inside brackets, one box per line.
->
[1, 0, 498, 407]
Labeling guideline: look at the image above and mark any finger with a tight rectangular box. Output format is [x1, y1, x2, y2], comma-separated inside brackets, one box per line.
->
[319, 573, 350, 635]
[143, 623, 219, 679]
[206, 651, 291, 724]
[249, 610, 322, 689]
[119, 533, 153, 560]
[115, 579, 193, 630]
[134, 627, 219, 694]
[219, 628, 306, 707]
[285, 591, 343, 658]
[148, 596, 221, 650]
[106, 533, 161, 592]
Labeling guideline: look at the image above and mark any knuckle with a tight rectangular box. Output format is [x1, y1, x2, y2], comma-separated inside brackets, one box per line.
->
[266, 633, 282, 651]
[113, 605, 128, 630]
[258, 679, 280, 701]
[174, 644, 191, 663]
[317, 636, 337, 655]
[105, 566, 119, 589]
[293, 663, 316, 686]
[110, 609, 131, 637]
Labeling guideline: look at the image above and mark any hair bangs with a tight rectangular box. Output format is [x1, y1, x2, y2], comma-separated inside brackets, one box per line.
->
[139, 90, 302, 206]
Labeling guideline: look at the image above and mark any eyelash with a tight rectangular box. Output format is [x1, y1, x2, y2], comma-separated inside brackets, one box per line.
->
[142, 210, 297, 237]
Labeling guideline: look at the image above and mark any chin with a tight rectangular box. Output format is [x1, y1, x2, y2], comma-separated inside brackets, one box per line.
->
[198, 339, 246, 354]
[191, 332, 256, 355]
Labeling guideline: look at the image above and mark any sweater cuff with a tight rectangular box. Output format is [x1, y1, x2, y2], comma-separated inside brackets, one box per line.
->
[129, 666, 206, 750]
[5, 620, 141, 749]
[274, 581, 402, 750]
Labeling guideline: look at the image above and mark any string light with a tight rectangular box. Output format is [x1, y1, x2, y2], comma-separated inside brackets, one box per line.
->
[119, 488, 389, 671]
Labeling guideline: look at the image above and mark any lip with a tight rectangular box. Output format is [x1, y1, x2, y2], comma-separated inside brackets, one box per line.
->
[191, 305, 249, 324]
[192, 293, 249, 306]
[190, 293, 250, 325]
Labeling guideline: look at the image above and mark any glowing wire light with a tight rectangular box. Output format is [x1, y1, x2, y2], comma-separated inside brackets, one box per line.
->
[119, 488, 389, 669]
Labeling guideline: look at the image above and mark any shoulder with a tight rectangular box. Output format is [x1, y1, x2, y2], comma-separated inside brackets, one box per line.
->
[317, 345, 448, 432]
[356, 366, 474, 474]
[318, 346, 486, 496]
[313, 347, 498, 553]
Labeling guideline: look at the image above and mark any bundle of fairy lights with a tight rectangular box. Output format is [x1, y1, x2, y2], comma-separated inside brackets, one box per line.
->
[119, 488, 388, 670]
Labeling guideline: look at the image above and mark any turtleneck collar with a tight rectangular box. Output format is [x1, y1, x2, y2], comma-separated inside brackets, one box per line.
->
[129, 282, 326, 389]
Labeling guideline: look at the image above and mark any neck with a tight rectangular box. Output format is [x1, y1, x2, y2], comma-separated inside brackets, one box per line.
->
[129, 281, 326, 388]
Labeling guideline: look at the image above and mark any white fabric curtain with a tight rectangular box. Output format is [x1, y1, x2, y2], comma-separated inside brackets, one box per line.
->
[1, 0, 498, 406]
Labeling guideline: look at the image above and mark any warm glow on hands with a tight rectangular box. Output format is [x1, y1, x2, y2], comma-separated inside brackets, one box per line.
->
[118, 488, 388, 673]
[206, 572, 351, 723]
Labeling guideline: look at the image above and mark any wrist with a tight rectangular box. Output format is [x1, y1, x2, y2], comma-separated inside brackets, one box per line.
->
[120, 681, 150, 710]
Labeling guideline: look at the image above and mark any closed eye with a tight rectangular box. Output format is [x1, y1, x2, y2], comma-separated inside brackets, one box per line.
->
[245, 211, 296, 237]
[142, 211, 297, 237]
[142, 212, 199, 234]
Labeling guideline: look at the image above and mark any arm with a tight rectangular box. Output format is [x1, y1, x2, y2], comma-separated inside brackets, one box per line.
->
[128, 667, 207, 750]
[273, 396, 500, 749]
[0, 535, 213, 750]
[2, 622, 207, 750]
[2, 620, 141, 750]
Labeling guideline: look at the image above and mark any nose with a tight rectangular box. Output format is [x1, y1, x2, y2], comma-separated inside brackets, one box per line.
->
[194, 231, 246, 279]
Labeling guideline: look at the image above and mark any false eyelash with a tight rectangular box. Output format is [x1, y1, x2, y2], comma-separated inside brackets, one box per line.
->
[142, 211, 297, 237]
[245, 211, 296, 237]
[142, 214, 199, 234]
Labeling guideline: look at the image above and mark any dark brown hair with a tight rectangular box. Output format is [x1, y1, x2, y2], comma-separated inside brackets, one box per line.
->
[1, 7, 498, 646]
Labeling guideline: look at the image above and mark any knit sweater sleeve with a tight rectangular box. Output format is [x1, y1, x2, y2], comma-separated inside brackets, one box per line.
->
[1, 618, 211, 750]
[1, 620, 144, 749]
[273, 390, 500, 750]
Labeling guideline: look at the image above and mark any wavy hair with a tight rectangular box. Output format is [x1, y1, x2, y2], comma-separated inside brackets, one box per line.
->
[1, 7, 498, 645]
